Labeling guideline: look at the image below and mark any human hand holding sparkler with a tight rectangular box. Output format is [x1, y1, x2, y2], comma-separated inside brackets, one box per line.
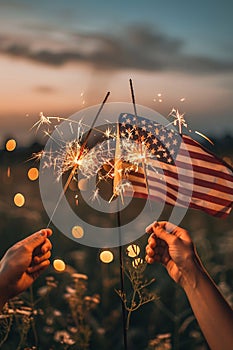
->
[145, 221, 195, 284]
[145, 221, 233, 350]
[0, 228, 52, 309]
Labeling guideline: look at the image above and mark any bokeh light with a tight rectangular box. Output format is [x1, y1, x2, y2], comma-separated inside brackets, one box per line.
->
[14, 193, 25, 207]
[69, 179, 78, 191]
[99, 250, 114, 263]
[53, 259, 66, 272]
[28, 167, 39, 181]
[132, 258, 144, 268]
[71, 225, 84, 238]
[6, 139, 17, 151]
[78, 178, 88, 191]
[126, 244, 140, 258]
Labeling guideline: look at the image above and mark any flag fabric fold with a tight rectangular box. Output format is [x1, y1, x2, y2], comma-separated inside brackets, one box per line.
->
[119, 113, 233, 218]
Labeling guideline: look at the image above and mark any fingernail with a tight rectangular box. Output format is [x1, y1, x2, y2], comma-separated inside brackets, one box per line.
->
[40, 229, 46, 236]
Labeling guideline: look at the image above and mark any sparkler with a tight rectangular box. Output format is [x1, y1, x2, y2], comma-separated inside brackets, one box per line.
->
[168, 108, 214, 144]
[42, 91, 110, 227]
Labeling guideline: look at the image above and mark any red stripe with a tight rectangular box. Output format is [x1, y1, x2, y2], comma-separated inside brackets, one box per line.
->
[179, 148, 222, 164]
[131, 177, 233, 207]
[128, 167, 233, 195]
[159, 170, 233, 195]
[174, 160, 233, 182]
[182, 135, 233, 172]
[131, 190, 230, 218]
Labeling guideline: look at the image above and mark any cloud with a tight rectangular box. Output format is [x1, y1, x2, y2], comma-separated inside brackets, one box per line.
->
[33, 85, 58, 94]
[1, 25, 233, 74]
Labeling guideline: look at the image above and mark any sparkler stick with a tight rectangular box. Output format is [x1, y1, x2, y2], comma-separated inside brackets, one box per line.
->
[46, 91, 110, 228]
[118, 218, 128, 350]
[129, 79, 150, 197]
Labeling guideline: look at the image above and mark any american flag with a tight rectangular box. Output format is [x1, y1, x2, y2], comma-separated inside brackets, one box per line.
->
[119, 113, 233, 218]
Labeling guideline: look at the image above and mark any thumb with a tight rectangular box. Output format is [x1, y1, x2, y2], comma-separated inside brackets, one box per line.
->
[22, 229, 50, 251]
[151, 224, 176, 245]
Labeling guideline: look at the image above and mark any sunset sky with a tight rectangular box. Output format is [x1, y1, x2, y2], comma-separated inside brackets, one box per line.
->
[1, 0, 233, 146]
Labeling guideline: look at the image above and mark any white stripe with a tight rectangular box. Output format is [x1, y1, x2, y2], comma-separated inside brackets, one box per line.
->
[129, 181, 231, 212]
[128, 171, 233, 202]
[177, 153, 233, 177]
[136, 162, 233, 190]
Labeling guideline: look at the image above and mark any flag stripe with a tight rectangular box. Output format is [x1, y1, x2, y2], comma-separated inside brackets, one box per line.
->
[118, 114, 233, 218]
[136, 166, 233, 195]
[128, 181, 232, 216]
[130, 191, 230, 218]
[129, 175, 233, 208]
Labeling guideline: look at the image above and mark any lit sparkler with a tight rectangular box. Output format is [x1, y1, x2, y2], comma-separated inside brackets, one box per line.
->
[168, 108, 187, 134]
[168, 108, 213, 144]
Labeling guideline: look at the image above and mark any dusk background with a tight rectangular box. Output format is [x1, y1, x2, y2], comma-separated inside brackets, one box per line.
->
[0, 1, 233, 349]
[1, 0, 233, 145]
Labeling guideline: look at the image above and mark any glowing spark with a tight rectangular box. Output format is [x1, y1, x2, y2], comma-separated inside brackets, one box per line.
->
[30, 150, 46, 162]
[91, 188, 100, 203]
[168, 108, 213, 145]
[195, 131, 214, 145]
[168, 108, 187, 134]
[32, 112, 51, 133]
[104, 127, 112, 138]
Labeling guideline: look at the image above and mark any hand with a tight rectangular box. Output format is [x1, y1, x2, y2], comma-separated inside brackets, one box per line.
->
[0, 228, 52, 305]
[145, 221, 196, 284]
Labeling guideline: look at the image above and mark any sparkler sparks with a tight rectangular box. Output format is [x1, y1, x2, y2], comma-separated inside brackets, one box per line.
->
[168, 108, 213, 144]
[168, 108, 187, 134]
[33, 113, 160, 205]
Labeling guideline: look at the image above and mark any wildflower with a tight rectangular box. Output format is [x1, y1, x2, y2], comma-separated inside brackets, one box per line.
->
[68, 326, 78, 334]
[53, 309, 62, 317]
[54, 330, 75, 345]
[43, 326, 54, 334]
[72, 273, 88, 280]
[65, 286, 76, 295]
[37, 285, 49, 297]
[97, 327, 105, 335]
[15, 308, 32, 316]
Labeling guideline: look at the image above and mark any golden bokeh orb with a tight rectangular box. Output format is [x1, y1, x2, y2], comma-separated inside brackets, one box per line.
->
[132, 258, 144, 268]
[14, 193, 25, 207]
[71, 225, 84, 238]
[6, 139, 17, 151]
[28, 167, 39, 181]
[78, 178, 88, 191]
[126, 244, 140, 258]
[99, 250, 114, 264]
[53, 259, 66, 272]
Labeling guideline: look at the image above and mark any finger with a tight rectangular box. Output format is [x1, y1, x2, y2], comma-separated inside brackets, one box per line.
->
[145, 255, 155, 264]
[21, 229, 52, 251]
[146, 245, 155, 257]
[158, 221, 177, 233]
[158, 221, 191, 241]
[33, 251, 51, 264]
[29, 265, 50, 281]
[43, 228, 52, 237]
[151, 224, 177, 245]
[27, 259, 50, 273]
[148, 234, 157, 248]
[40, 238, 52, 254]
[145, 221, 159, 234]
